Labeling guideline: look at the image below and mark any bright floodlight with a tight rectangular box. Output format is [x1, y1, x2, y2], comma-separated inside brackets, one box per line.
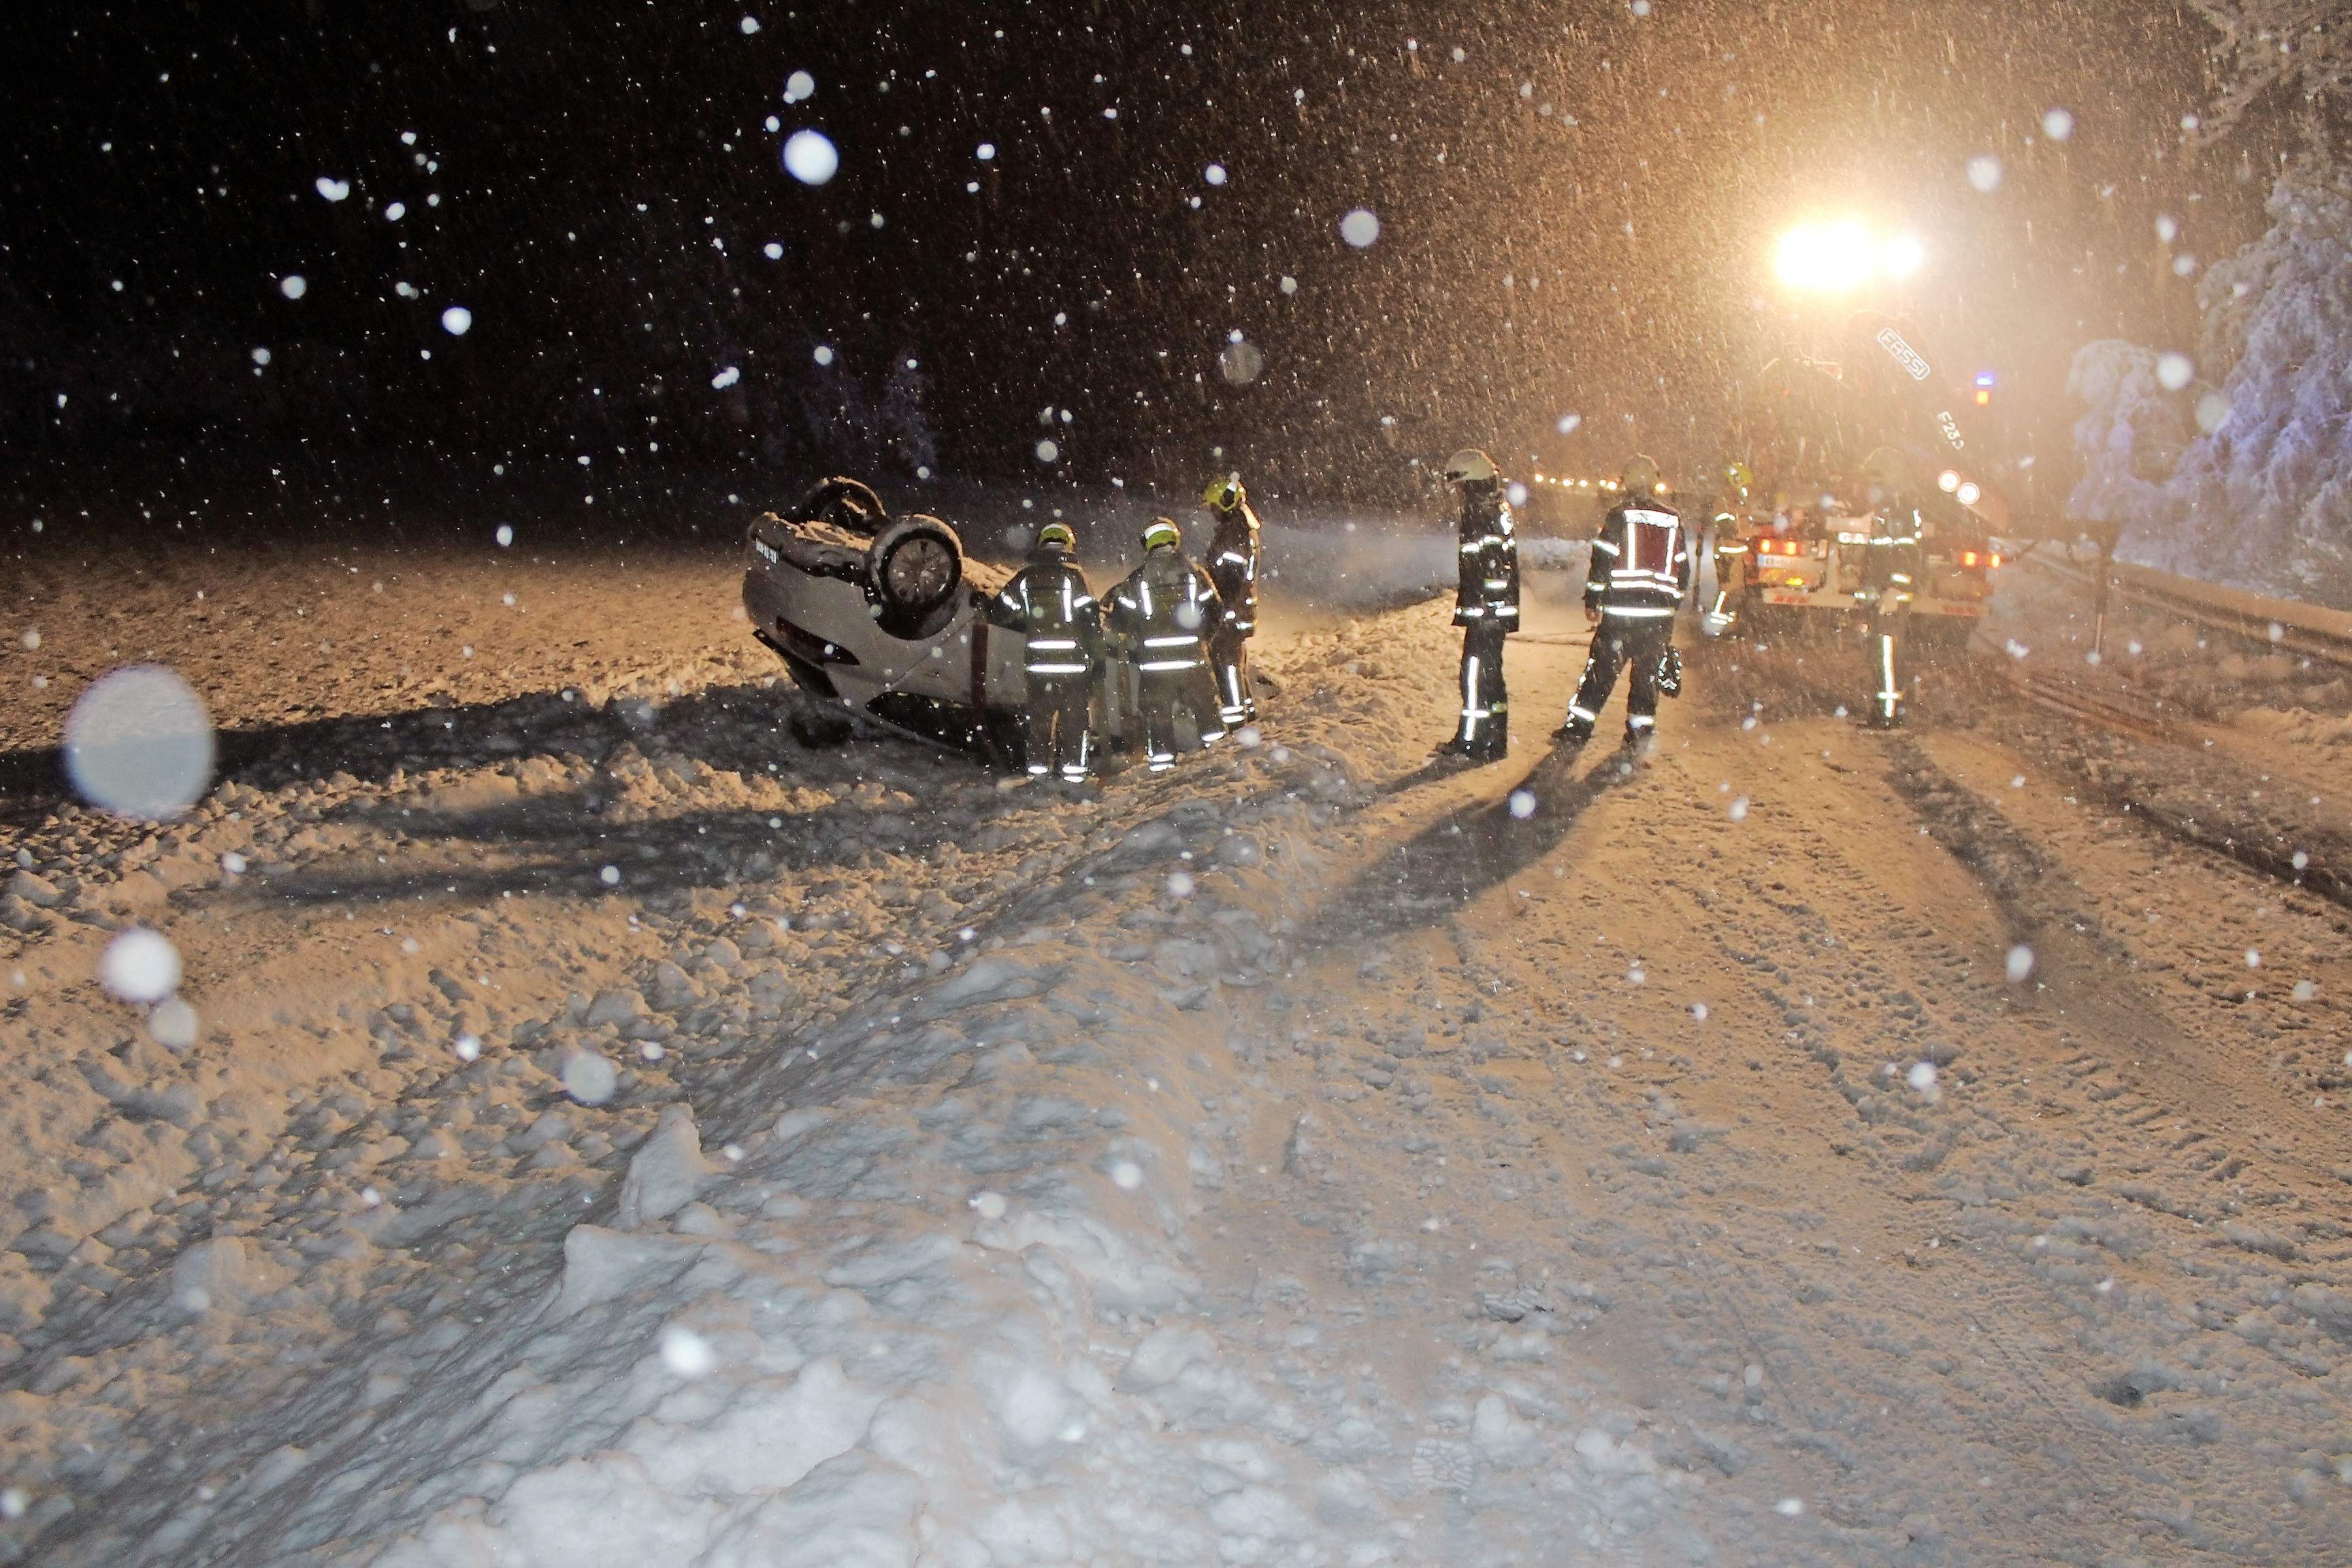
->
[1955, 480, 1982, 506]
[1774, 222, 1924, 293]
[1937, 470, 1961, 493]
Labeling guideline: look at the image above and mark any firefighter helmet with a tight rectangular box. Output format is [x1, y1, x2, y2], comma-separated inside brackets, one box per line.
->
[1443, 448, 1499, 485]
[1201, 473, 1246, 512]
[1141, 518, 1182, 551]
[1620, 454, 1663, 498]
[1036, 522, 1075, 550]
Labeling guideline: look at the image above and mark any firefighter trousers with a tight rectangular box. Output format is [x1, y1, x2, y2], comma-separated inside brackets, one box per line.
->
[1134, 667, 1224, 771]
[1209, 626, 1256, 726]
[1862, 607, 1909, 728]
[1020, 675, 1095, 779]
[1567, 615, 1673, 741]
[1452, 621, 1510, 757]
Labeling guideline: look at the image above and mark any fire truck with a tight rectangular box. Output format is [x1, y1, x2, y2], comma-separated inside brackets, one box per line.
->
[1705, 312, 2008, 650]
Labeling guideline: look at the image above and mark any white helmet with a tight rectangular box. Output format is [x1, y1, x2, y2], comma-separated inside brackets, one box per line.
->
[1443, 448, 1499, 485]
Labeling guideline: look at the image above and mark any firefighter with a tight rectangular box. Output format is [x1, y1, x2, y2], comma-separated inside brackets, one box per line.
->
[990, 521, 1102, 779]
[1108, 517, 1226, 772]
[1559, 453, 1691, 749]
[1201, 472, 1263, 727]
[1856, 447, 1925, 728]
[1435, 448, 1520, 760]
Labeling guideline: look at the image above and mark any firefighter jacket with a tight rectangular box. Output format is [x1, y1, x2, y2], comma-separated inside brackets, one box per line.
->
[991, 548, 1101, 678]
[1207, 503, 1262, 634]
[1108, 549, 1224, 674]
[1859, 504, 1926, 608]
[1452, 488, 1521, 629]
[1584, 500, 1692, 620]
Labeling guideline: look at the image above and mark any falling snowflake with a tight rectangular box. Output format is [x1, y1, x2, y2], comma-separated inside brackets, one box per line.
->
[711, 365, 742, 390]
[440, 306, 473, 336]
[1965, 154, 2003, 193]
[280, 275, 307, 299]
[1339, 208, 1381, 247]
[314, 176, 350, 202]
[2006, 944, 2036, 983]
[783, 128, 838, 185]
[2042, 107, 2075, 141]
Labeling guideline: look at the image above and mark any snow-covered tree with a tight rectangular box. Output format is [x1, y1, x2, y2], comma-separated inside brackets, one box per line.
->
[2161, 177, 2352, 600]
[2190, 1, 2352, 157]
[2066, 341, 2185, 552]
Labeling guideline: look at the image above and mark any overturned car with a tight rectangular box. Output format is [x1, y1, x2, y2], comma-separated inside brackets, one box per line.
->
[742, 478, 1039, 760]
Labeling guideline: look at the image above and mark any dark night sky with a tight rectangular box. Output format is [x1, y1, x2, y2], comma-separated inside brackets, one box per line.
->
[1, 1, 2260, 525]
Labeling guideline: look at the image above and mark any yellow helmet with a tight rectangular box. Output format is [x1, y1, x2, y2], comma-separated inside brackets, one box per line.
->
[1201, 473, 1245, 512]
[1141, 518, 1182, 551]
[1036, 521, 1075, 550]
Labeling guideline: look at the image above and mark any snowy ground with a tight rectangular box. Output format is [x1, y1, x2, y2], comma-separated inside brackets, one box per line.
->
[1, 513, 2349, 1566]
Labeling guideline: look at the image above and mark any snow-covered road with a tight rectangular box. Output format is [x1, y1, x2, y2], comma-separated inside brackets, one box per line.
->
[2, 522, 2348, 1565]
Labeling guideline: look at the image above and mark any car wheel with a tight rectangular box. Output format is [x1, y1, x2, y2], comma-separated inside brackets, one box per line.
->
[868, 515, 965, 639]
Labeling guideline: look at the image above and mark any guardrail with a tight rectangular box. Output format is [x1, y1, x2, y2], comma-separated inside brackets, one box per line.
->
[2016, 547, 2352, 670]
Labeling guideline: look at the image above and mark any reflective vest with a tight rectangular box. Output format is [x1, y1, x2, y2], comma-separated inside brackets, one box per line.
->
[1586, 502, 1690, 619]
[1109, 549, 1222, 674]
[1453, 492, 1521, 628]
[994, 551, 1101, 678]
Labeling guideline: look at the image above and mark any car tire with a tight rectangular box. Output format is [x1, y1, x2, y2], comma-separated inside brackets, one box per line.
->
[867, 515, 964, 640]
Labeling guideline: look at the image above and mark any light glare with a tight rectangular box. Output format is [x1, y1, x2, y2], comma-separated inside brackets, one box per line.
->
[1773, 222, 1922, 294]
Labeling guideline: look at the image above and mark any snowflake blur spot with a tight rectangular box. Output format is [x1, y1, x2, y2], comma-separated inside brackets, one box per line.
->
[314, 176, 350, 202]
[1508, 788, 1537, 820]
[1691, 1002, 1708, 1022]
[279, 274, 307, 299]
[495, 524, 514, 547]
[1339, 208, 1381, 247]
[600, 864, 622, 885]
[711, 365, 742, 390]
[739, 16, 760, 35]
[2244, 948, 2261, 969]
[1218, 340, 1263, 385]
[220, 851, 247, 875]
[1236, 724, 1262, 749]
[1507, 481, 1529, 508]
[100, 928, 181, 1004]
[1166, 870, 1196, 899]
[1906, 1061, 1938, 1094]
[783, 69, 816, 103]
[1557, 413, 1582, 434]
[66, 664, 215, 819]
[2155, 351, 2193, 391]
[2041, 106, 2075, 141]
[250, 346, 271, 366]
[1034, 438, 1060, 463]
[440, 306, 473, 336]
[2193, 391, 2230, 434]
[1965, 154, 2004, 193]
[813, 344, 835, 365]
[1205, 163, 1226, 186]
[1727, 796, 1749, 822]
[148, 997, 199, 1050]
[455, 1032, 482, 1062]
[976, 142, 996, 161]
[1109, 1159, 1144, 1190]
[660, 1324, 717, 1377]
[1775, 1498, 1805, 1518]
[763, 241, 783, 259]
[562, 1050, 618, 1105]
[782, 128, 839, 185]
[970, 1190, 1008, 1220]
[1278, 274, 1298, 295]
[383, 201, 405, 221]
[2006, 944, 2036, 984]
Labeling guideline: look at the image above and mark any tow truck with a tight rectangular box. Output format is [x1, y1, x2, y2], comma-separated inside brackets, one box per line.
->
[1705, 311, 2010, 650]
